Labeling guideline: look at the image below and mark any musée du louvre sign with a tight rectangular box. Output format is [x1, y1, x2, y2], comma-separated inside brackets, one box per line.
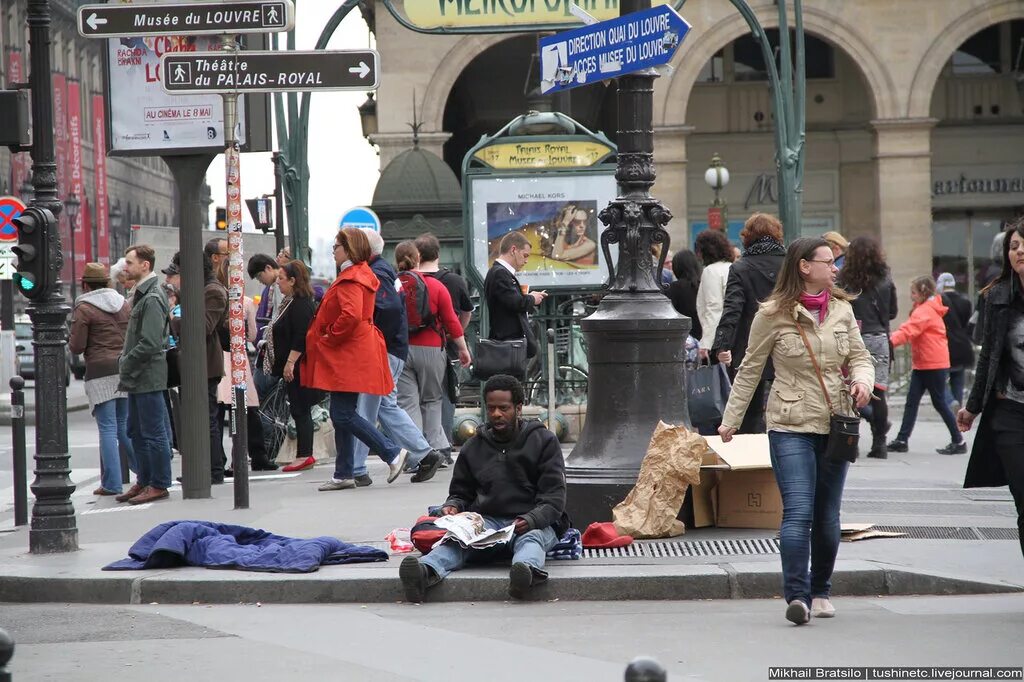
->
[388, 0, 683, 30]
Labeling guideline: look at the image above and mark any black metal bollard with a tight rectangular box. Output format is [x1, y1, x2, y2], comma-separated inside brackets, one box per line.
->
[0, 627, 13, 682]
[10, 377, 27, 527]
[625, 657, 667, 682]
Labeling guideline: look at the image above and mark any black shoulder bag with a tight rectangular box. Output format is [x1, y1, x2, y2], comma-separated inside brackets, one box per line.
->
[795, 322, 860, 463]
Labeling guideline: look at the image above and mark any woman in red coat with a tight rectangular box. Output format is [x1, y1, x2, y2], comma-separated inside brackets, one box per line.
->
[302, 227, 408, 490]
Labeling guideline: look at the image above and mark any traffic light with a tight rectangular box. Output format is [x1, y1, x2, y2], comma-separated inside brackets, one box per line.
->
[215, 207, 227, 231]
[12, 206, 57, 300]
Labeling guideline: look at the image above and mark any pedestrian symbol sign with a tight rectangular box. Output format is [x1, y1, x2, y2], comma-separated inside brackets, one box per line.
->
[172, 62, 192, 86]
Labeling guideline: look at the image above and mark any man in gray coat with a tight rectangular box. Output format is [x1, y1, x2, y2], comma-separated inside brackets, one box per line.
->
[116, 244, 174, 505]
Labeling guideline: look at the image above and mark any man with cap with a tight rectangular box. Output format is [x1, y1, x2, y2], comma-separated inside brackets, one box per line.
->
[822, 231, 849, 270]
[399, 374, 568, 602]
[69, 262, 134, 496]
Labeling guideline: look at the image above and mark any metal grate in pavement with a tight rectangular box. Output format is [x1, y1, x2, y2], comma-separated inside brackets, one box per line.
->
[583, 538, 781, 560]
[977, 527, 1021, 541]
[872, 525, 980, 540]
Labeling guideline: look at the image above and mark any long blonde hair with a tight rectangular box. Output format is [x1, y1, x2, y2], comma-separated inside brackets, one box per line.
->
[763, 237, 852, 315]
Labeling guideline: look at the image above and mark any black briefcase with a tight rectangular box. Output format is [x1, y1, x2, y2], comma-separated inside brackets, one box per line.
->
[472, 338, 528, 380]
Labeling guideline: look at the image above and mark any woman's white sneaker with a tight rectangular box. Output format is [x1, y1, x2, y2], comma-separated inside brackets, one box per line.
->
[811, 597, 836, 618]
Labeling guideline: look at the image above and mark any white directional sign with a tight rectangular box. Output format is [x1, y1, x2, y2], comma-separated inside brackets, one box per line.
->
[0, 246, 14, 281]
[161, 50, 380, 94]
[78, 0, 295, 38]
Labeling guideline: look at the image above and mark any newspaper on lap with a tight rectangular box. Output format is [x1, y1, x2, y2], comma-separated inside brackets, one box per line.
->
[432, 512, 516, 550]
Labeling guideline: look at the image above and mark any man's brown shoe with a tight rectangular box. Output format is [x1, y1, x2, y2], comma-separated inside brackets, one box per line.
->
[128, 486, 169, 505]
[115, 483, 144, 503]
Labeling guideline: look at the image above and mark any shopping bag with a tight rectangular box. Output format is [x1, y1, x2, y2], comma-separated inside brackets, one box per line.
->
[687, 362, 731, 427]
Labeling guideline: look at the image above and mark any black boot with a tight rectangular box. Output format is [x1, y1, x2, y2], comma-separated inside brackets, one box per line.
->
[867, 435, 887, 459]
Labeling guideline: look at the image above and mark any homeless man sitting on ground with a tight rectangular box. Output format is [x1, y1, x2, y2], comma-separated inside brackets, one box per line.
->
[400, 374, 569, 602]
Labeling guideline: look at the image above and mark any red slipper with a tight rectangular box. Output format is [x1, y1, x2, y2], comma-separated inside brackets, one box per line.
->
[281, 456, 316, 472]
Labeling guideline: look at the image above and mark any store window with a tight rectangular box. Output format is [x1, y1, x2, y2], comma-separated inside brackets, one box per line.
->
[932, 213, 1007, 302]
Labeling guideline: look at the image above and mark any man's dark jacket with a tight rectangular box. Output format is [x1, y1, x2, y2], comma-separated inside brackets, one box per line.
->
[369, 255, 409, 361]
[445, 419, 568, 534]
[712, 251, 785, 375]
[484, 262, 537, 357]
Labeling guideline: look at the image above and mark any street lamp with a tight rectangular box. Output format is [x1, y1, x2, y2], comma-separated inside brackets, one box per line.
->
[64, 193, 80, 301]
[358, 92, 378, 138]
[108, 201, 122, 259]
[704, 153, 730, 230]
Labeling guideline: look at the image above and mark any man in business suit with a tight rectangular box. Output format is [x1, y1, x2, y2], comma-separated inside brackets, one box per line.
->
[484, 232, 547, 361]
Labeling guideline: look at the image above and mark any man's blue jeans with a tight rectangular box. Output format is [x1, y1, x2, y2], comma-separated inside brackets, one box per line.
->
[768, 431, 849, 607]
[330, 391, 401, 480]
[896, 368, 962, 443]
[127, 390, 173, 490]
[94, 397, 133, 493]
[420, 516, 559, 581]
[353, 354, 433, 477]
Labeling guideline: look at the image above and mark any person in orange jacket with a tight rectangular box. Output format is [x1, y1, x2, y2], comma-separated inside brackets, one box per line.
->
[302, 227, 409, 490]
[887, 276, 967, 455]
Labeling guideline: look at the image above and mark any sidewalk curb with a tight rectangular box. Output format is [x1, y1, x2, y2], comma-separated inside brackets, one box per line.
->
[1, 560, 1019, 605]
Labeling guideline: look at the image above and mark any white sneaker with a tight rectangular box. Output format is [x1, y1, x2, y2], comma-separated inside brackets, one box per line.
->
[387, 449, 409, 484]
[786, 599, 810, 625]
[318, 479, 355, 491]
[811, 597, 835, 618]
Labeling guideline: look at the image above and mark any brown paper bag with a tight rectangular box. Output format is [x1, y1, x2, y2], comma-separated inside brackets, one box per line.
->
[611, 421, 708, 539]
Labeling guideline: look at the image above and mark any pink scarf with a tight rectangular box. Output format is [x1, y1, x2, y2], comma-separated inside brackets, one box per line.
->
[799, 289, 831, 324]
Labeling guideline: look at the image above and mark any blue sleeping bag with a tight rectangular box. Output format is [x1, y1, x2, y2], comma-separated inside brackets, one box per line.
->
[103, 520, 388, 572]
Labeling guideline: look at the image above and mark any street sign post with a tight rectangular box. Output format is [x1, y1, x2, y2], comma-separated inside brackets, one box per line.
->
[160, 50, 380, 94]
[539, 4, 690, 95]
[339, 207, 381, 233]
[78, 0, 295, 38]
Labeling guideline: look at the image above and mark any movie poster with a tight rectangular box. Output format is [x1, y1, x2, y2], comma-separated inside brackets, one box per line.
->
[106, 0, 244, 153]
[469, 173, 617, 289]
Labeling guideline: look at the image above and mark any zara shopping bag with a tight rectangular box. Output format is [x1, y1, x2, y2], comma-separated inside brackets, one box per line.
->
[687, 361, 731, 427]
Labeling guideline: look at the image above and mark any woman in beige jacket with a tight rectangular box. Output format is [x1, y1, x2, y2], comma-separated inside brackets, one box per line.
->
[719, 237, 874, 626]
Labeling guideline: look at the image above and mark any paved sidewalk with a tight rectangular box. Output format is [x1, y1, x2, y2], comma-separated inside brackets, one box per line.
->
[0, 418, 1019, 605]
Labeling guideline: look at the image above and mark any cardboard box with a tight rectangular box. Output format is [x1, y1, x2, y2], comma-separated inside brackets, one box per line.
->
[685, 434, 783, 530]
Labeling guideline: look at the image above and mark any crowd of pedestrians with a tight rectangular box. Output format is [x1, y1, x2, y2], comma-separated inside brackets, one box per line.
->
[64, 211, 1024, 609]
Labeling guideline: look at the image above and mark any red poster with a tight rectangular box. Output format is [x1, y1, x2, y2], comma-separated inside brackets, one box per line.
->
[81, 197, 93, 264]
[92, 94, 110, 264]
[66, 79, 90, 264]
[5, 50, 30, 194]
[52, 73, 71, 285]
[707, 206, 724, 231]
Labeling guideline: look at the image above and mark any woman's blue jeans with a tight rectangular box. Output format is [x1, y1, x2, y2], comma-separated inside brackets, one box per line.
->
[330, 391, 400, 480]
[94, 397, 133, 493]
[768, 431, 849, 607]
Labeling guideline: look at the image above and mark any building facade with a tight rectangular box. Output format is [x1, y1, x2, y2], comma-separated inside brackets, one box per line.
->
[1, 0, 178, 276]
[366, 0, 1024, 311]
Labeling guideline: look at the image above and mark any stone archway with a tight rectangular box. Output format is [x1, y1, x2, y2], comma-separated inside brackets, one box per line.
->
[906, 0, 1024, 118]
[657, 3, 898, 126]
[421, 34, 511, 135]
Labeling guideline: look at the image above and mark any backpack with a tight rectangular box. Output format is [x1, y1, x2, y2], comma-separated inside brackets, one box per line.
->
[410, 515, 445, 554]
[397, 270, 436, 334]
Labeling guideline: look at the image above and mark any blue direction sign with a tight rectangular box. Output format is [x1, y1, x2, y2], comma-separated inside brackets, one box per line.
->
[340, 207, 381, 232]
[539, 5, 690, 95]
